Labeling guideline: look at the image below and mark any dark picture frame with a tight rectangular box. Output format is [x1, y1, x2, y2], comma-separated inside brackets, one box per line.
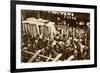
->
[10, 0, 97, 73]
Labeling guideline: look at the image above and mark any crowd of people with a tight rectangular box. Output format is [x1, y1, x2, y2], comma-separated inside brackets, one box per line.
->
[21, 20, 90, 62]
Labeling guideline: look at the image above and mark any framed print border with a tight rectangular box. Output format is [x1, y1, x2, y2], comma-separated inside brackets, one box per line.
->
[10, 0, 97, 73]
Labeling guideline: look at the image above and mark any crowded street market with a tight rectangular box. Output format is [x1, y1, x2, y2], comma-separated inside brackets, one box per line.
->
[21, 10, 90, 62]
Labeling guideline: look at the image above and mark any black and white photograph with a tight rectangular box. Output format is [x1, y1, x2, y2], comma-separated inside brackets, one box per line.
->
[21, 10, 90, 62]
[10, 1, 97, 72]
